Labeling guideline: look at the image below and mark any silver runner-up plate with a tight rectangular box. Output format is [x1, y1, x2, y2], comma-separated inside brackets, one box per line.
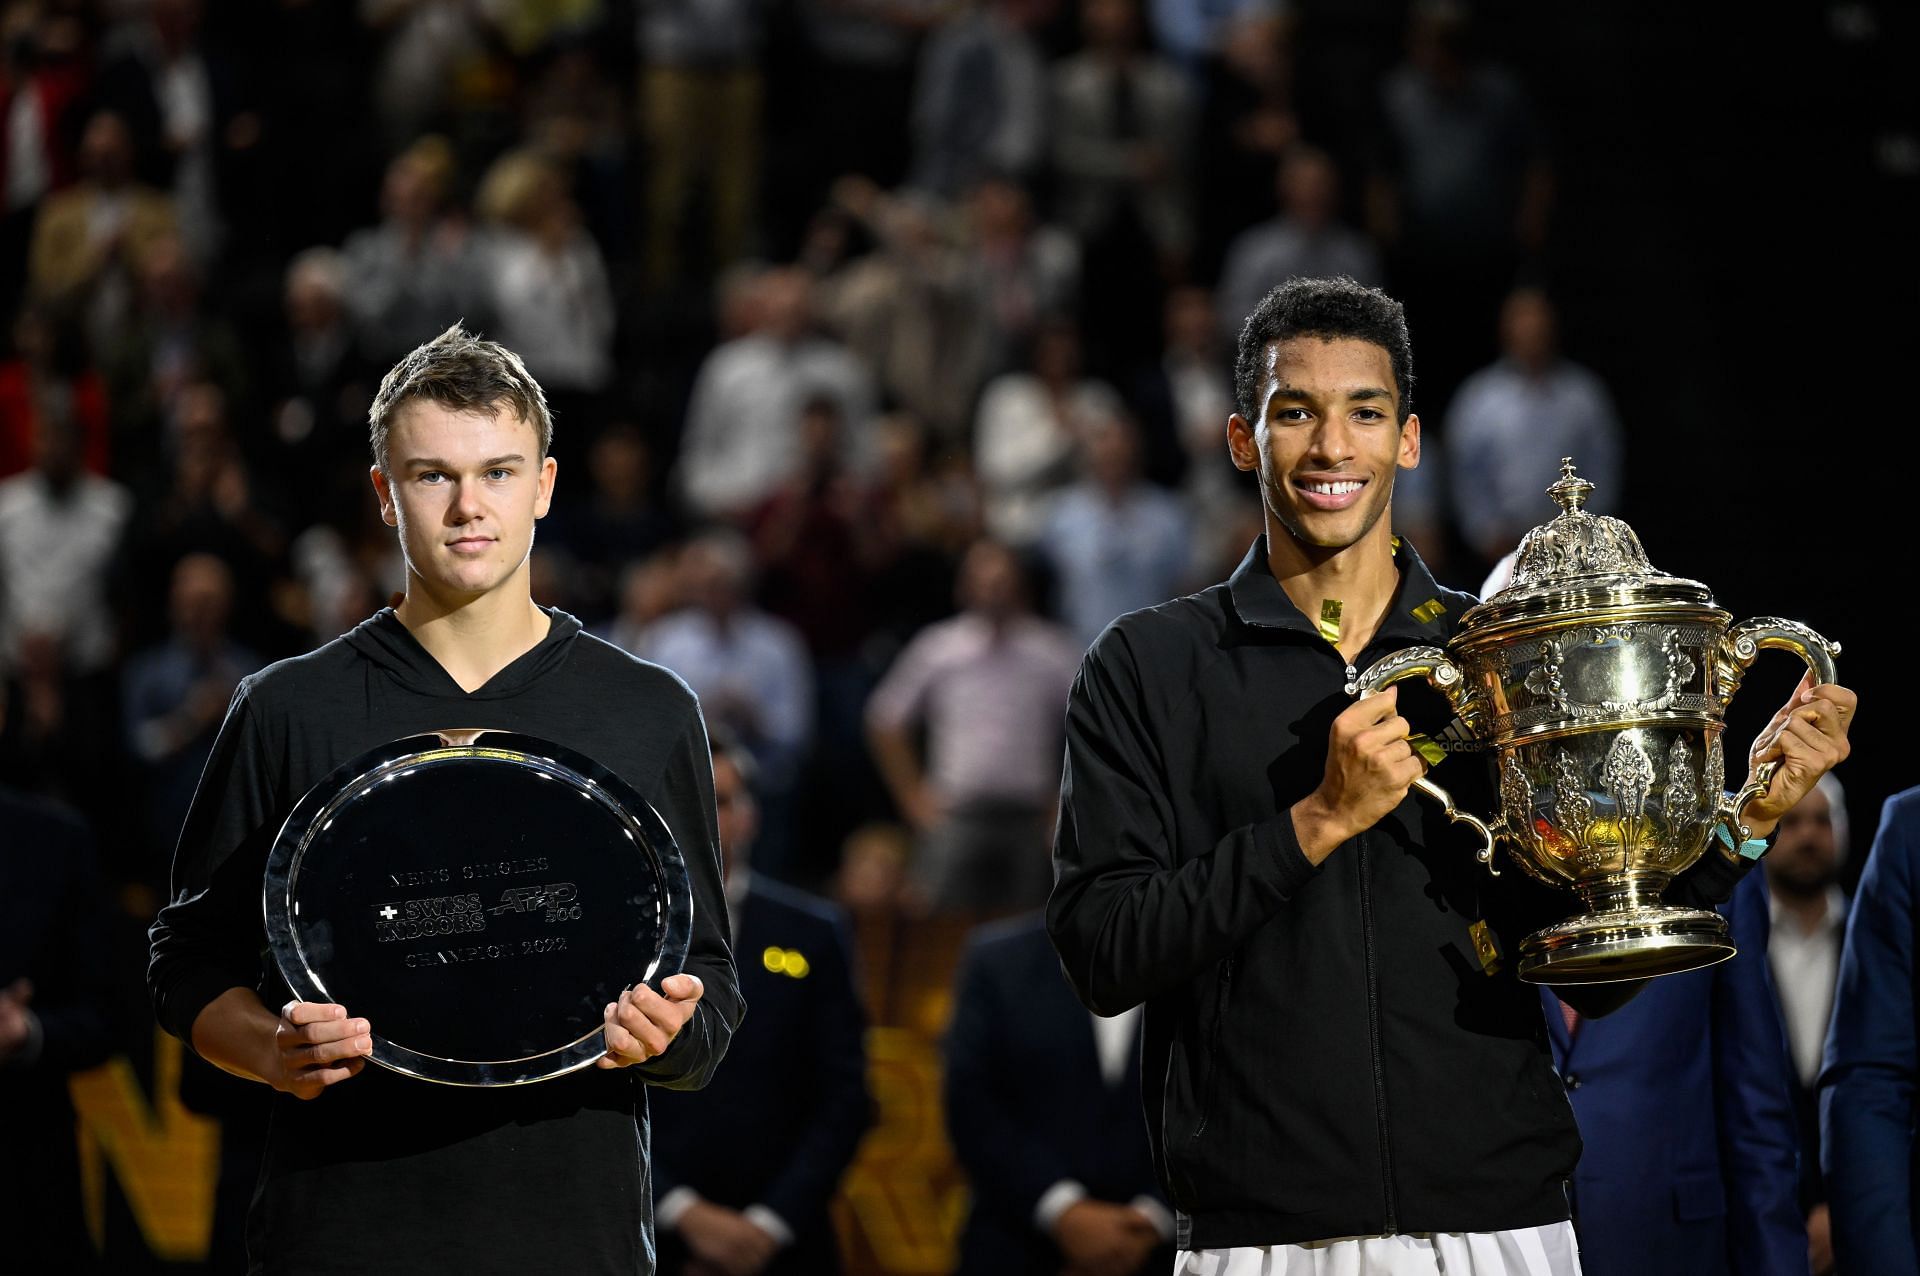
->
[262, 730, 695, 1087]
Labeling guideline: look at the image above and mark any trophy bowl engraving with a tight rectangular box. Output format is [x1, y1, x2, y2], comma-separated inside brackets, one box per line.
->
[263, 731, 695, 1085]
[1350, 460, 1839, 984]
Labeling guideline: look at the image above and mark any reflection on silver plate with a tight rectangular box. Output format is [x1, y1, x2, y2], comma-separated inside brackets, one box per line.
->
[263, 730, 694, 1086]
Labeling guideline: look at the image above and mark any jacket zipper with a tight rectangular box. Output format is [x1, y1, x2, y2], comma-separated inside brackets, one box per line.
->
[1356, 829, 1398, 1232]
[1191, 956, 1234, 1139]
[1348, 658, 1398, 1232]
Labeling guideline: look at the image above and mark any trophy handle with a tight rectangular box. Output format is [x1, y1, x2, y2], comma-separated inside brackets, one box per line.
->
[1346, 646, 1502, 874]
[1714, 618, 1843, 843]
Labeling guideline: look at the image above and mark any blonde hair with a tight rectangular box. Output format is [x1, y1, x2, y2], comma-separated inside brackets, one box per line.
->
[368, 323, 553, 470]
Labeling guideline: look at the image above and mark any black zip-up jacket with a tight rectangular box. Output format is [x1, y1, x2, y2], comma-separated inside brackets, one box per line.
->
[1047, 537, 1751, 1250]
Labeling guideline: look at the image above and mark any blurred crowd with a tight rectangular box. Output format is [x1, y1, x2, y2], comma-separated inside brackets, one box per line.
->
[0, 0, 1631, 906]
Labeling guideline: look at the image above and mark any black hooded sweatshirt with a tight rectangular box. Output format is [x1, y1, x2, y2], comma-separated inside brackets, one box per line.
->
[149, 607, 741, 1275]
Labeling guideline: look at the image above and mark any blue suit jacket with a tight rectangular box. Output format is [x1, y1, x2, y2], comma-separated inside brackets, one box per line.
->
[649, 877, 871, 1275]
[944, 913, 1171, 1276]
[1544, 868, 1806, 1276]
[1823, 786, 1920, 1273]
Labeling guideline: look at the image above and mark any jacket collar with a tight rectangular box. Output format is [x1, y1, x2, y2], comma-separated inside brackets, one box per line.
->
[1226, 534, 1459, 647]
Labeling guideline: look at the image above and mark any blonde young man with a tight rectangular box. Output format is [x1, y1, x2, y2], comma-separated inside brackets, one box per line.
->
[149, 325, 741, 1274]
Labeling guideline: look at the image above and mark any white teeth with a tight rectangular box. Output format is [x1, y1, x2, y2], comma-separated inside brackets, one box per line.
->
[1304, 481, 1363, 495]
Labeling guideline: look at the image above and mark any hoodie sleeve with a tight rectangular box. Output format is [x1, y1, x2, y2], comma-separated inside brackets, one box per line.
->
[148, 678, 280, 1045]
[633, 695, 743, 1090]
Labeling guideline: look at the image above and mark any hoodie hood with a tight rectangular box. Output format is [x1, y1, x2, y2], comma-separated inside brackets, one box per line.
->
[343, 606, 585, 700]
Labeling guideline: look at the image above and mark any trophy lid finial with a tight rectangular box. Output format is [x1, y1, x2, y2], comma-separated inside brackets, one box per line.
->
[1495, 456, 1666, 597]
[1461, 458, 1719, 626]
[1547, 458, 1595, 513]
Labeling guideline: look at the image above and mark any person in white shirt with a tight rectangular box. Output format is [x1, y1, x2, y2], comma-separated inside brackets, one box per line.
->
[0, 411, 130, 675]
[475, 150, 616, 398]
[973, 317, 1123, 544]
[675, 268, 875, 522]
[1765, 773, 1850, 1275]
[1769, 774, 1850, 1089]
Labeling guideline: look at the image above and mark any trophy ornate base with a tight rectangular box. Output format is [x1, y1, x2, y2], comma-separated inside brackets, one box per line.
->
[1518, 903, 1735, 985]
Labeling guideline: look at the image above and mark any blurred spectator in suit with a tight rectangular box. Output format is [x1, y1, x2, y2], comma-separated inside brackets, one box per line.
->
[341, 136, 492, 367]
[974, 316, 1122, 544]
[866, 539, 1079, 915]
[1038, 408, 1189, 649]
[1543, 870, 1805, 1276]
[638, 529, 814, 880]
[945, 912, 1173, 1275]
[122, 552, 260, 880]
[1370, 0, 1552, 409]
[0, 774, 116, 1276]
[910, 0, 1047, 198]
[1214, 144, 1382, 341]
[651, 731, 870, 1276]
[676, 266, 875, 523]
[1441, 286, 1622, 574]
[637, 0, 766, 289]
[1052, 0, 1193, 371]
[1766, 775, 1849, 1274]
[1824, 785, 1920, 1271]
[27, 108, 176, 340]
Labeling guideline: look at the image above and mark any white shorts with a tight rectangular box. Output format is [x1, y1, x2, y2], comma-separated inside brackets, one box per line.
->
[1177, 1221, 1581, 1276]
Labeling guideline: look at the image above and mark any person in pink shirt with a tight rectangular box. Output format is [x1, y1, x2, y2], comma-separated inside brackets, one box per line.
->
[866, 539, 1081, 915]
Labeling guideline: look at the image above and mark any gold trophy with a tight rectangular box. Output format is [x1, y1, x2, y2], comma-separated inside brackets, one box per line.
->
[1348, 459, 1838, 984]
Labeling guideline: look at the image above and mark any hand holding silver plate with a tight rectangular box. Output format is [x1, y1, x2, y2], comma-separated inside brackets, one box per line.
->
[263, 729, 695, 1085]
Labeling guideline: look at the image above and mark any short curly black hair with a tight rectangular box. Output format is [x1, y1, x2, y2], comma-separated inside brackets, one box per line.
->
[1233, 277, 1414, 423]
